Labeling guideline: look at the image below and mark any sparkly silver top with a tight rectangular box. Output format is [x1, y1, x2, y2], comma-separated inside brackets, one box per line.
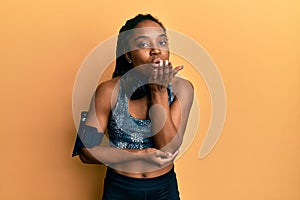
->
[108, 76, 174, 149]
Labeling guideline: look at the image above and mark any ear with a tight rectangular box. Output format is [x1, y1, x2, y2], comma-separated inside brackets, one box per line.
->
[125, 53, 132, 63]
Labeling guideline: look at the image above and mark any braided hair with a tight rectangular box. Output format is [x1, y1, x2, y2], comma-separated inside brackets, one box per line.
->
[112, 14, 166, 78]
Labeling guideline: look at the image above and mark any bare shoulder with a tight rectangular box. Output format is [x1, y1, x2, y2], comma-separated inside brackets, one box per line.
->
[95, 77, 120, 99]
[85, 77, 121, 131]
[172, 76, 194, 97]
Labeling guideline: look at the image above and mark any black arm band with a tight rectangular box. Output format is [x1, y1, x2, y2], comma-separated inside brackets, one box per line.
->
[72, 111, 104, 157]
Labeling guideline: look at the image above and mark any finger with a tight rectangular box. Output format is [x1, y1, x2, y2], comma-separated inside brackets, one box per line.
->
[164, 60, 172, 86]
[159, 60, 163, 67]
[156, 150, 175, 159]
[168, 61, 173, 79]
[173, 65, 184, 76]
[152, 69, 158, 81]
[163, 150, 178, 159]
[158, 156, 175, 167]
[148, 69, 156, 83]
[163, 60, 169, 66]
[163, 63, 170, 81]
[158, 61, 164, 83]
[171, 149, 179, 158]
[155, 150, 168, 158]
[161, 152, 170, 159]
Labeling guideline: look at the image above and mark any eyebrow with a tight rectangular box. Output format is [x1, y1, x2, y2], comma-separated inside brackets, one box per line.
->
[133, 34, 167, 42]
[134, 36, 149, 42]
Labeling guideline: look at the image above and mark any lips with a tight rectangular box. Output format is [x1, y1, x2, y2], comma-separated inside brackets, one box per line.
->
[151, 58, 162, 67]
[152, 58, 162, 63]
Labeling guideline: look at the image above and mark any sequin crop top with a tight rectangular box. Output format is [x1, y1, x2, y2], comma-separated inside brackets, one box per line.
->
[107, 76, 175, 150]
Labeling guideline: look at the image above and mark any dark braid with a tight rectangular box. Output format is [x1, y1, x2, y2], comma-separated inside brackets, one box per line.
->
[112, 14, 166, 78]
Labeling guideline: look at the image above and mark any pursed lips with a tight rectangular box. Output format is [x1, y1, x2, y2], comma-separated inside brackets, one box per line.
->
[151, 57, 163, 67]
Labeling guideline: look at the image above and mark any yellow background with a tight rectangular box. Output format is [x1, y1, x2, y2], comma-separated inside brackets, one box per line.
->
[1, 0, 299, 199]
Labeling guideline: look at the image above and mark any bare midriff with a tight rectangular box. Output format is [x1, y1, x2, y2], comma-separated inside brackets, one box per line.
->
[113, 163, 174, 178]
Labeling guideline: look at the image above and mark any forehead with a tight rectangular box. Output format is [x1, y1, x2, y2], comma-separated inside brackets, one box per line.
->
[130, 20, 166, 38]
[135, 20, 162, 29]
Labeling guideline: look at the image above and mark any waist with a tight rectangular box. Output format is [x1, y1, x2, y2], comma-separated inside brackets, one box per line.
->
[105, 165, 176, 190]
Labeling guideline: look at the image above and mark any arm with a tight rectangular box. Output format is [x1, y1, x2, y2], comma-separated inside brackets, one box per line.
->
[80, 146, 178, 173]
[149, 65, 194, 153]
[78, 79, 139, 165]
[77, 79, 177, 172]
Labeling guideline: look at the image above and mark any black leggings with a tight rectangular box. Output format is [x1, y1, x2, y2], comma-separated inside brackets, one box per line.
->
[102, 167, 180, 200]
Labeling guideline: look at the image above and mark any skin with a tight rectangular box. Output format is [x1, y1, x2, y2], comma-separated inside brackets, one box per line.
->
[79, 20, 194, 178]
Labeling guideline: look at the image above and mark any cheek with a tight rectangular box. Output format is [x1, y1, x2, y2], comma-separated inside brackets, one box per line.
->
[132, 50, 149, 64]
[161, 50, 170, 60]
[165, 51, 170, 58]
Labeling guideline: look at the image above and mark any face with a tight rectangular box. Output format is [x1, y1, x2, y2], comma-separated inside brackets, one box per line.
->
[126, 20, 169, 71]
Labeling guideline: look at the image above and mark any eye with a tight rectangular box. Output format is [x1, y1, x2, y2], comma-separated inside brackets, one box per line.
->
[159, 40, 168, 47]
[138, 41, 150, 48]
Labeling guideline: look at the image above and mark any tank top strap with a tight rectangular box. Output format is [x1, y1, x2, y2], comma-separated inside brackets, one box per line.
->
[167, 83, 175, 105]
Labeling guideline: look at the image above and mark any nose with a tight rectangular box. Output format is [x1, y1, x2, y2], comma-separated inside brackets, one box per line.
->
[150, 46, 161, 56]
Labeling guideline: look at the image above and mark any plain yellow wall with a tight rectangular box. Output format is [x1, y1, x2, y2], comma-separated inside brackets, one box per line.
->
[1, 0, 299, 199]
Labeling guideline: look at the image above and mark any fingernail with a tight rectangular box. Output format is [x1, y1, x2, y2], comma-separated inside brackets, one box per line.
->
[164, 60, 169, 65]
[159, 60, 163, 67]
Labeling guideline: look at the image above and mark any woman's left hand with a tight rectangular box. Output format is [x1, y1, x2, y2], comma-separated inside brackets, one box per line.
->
[149, 60, 183, 92]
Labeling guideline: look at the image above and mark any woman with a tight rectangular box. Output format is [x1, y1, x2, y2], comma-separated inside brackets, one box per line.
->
[73, 14, 194, 199]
